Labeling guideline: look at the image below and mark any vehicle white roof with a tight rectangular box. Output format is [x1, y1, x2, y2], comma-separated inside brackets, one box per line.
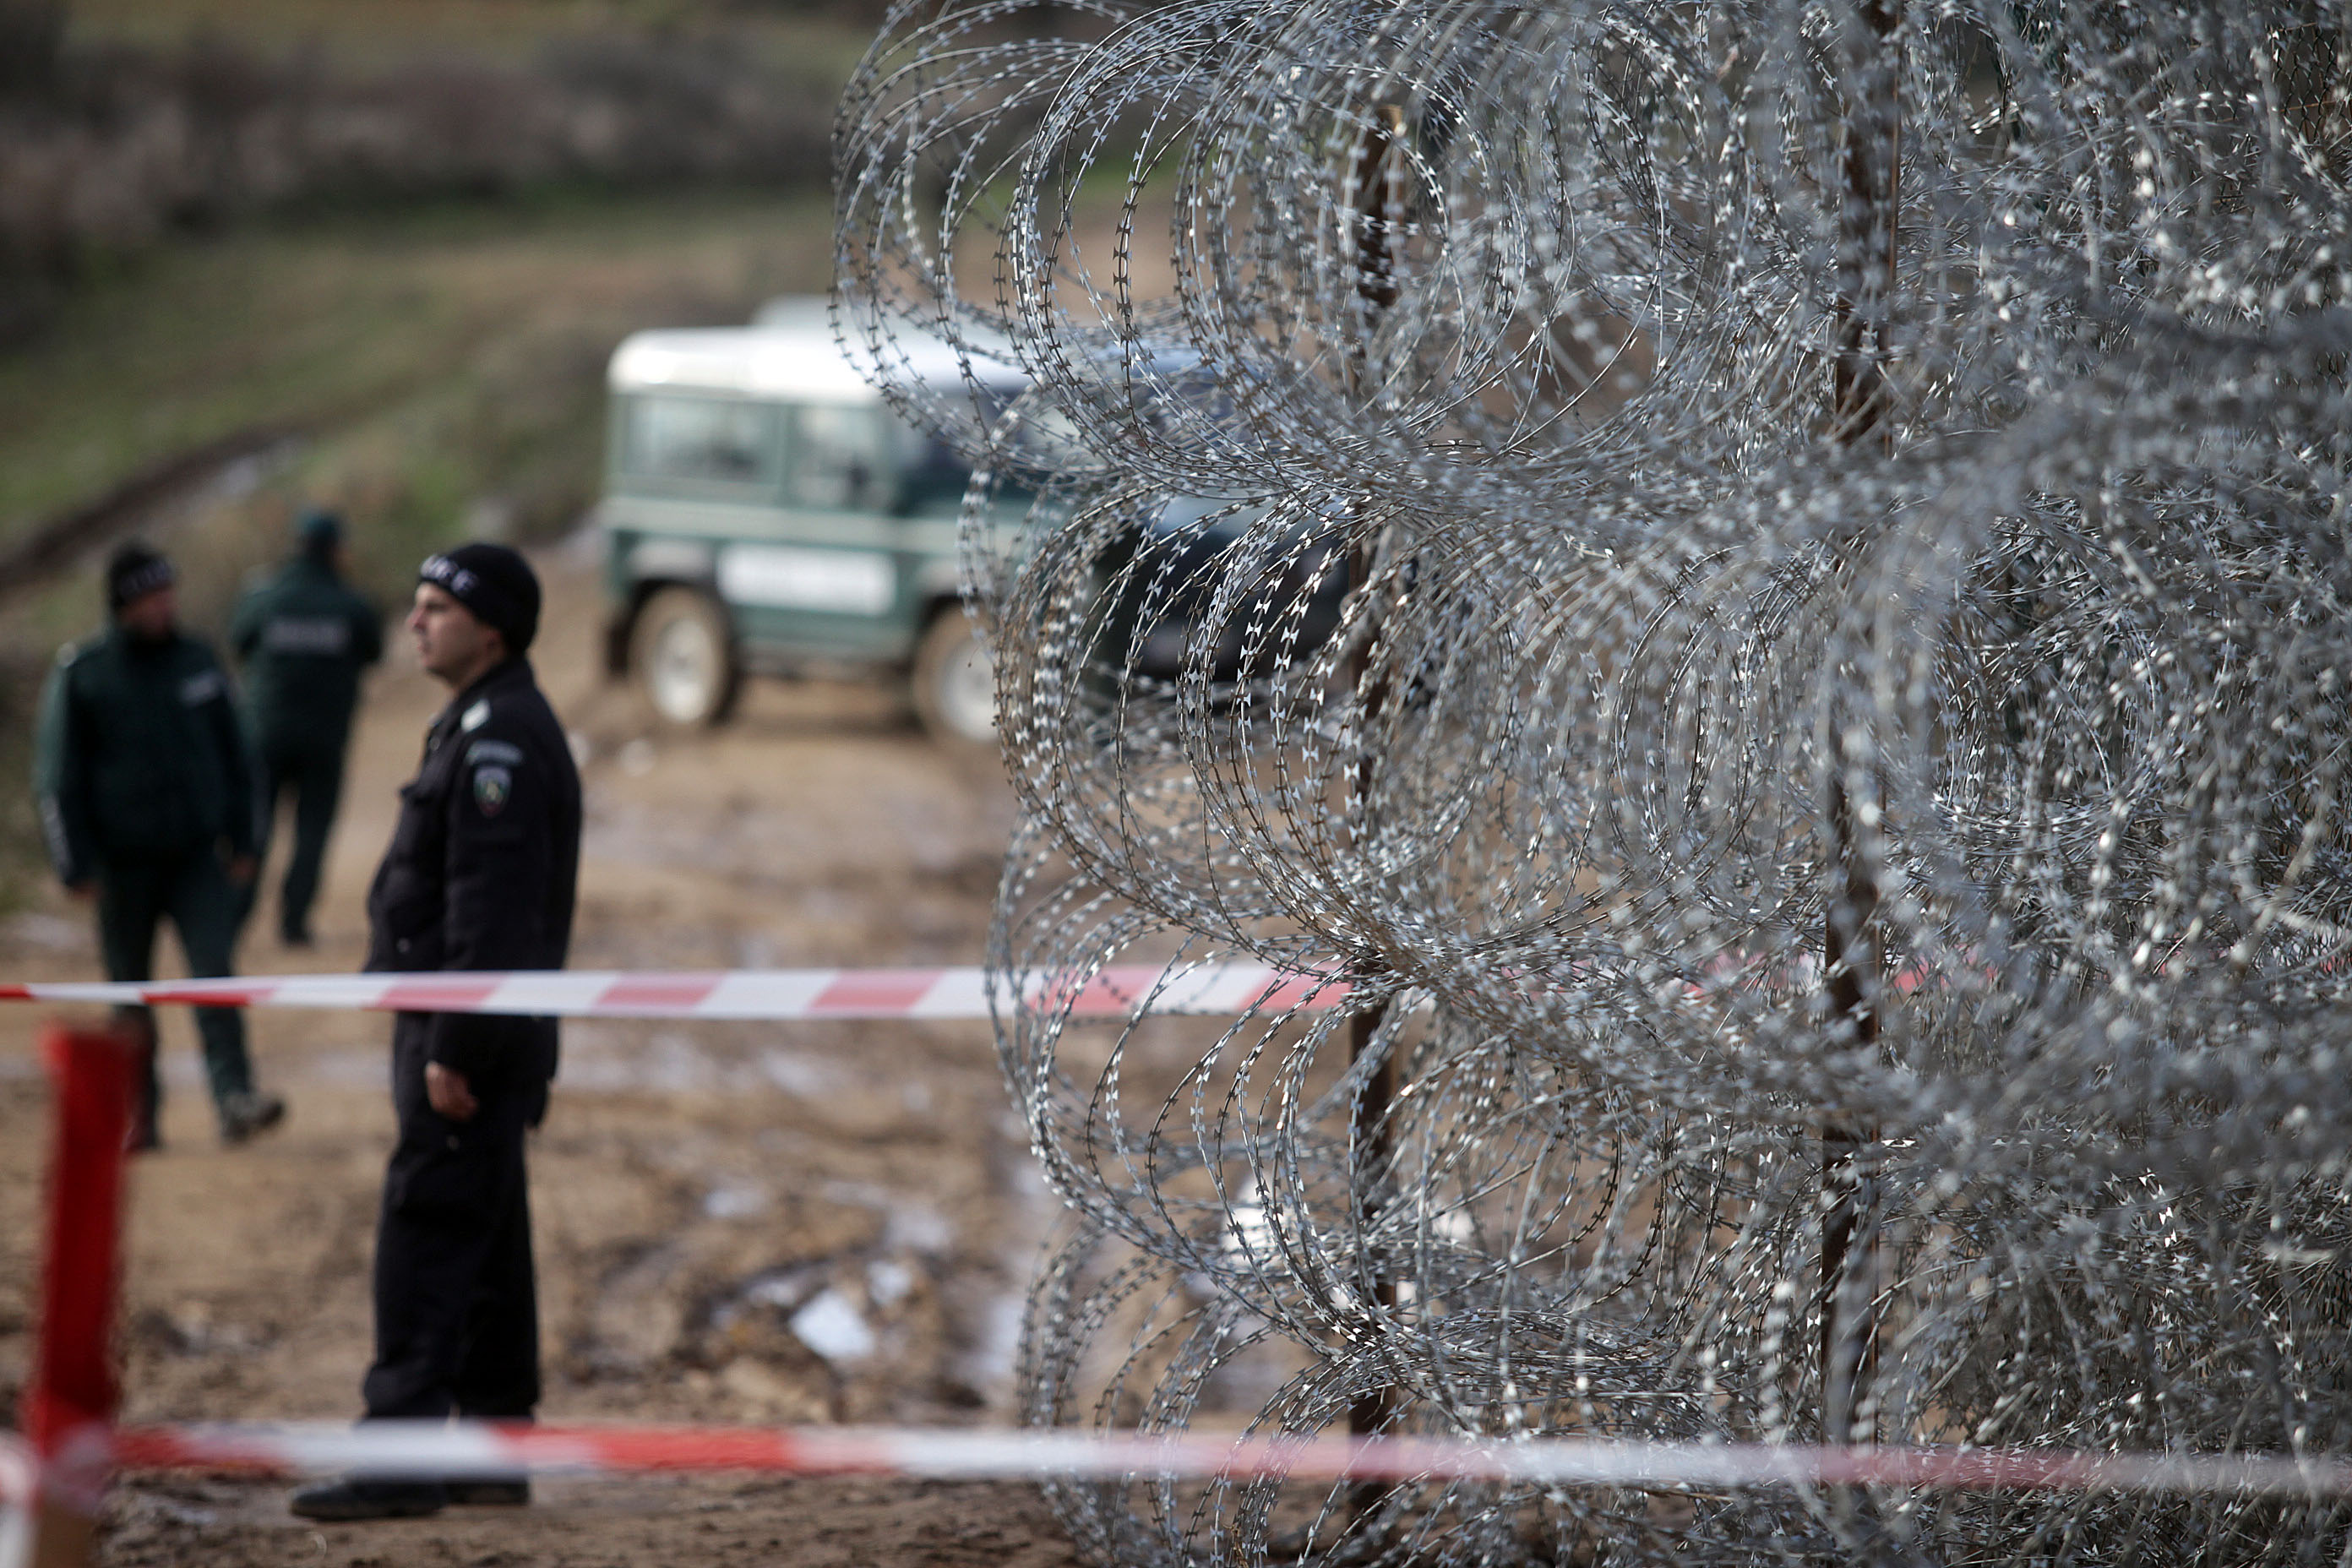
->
[610, 303, 1025, 404]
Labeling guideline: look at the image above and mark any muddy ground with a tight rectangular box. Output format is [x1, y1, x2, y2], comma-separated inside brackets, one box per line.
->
[0, 540, 1090, 1566]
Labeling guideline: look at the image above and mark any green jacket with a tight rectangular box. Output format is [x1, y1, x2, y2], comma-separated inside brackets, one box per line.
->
[34, 628, 259, 886]
[228, 555, 383, 749]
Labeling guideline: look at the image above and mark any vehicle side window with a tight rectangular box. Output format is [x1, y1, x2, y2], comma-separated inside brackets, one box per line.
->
[891, 411, 974, 510]
[625, 395, 778, 486]
[790, 406, 894, 511]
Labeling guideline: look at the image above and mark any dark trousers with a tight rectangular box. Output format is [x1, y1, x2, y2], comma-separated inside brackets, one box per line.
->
[362, 1017, 544, 1420]
[95, 852, 254, 1131]
[238, 733, 348, 943]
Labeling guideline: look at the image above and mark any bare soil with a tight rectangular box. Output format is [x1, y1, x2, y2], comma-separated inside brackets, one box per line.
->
[0, 542, 1086, 1567]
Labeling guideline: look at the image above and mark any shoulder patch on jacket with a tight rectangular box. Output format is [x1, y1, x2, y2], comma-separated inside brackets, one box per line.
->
[466, 738, 525, 766]
[472, 764, 513, 815]
[260, 615, 352, 656]
[461, 699, 491, 732]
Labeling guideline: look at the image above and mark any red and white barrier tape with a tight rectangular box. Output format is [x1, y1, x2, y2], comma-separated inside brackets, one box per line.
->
[0, 1434, 30, 1515]
[0, 965, 1348, 1021]
[1, 961, 1983, 1024]
[0, 1422, 2328, 1499]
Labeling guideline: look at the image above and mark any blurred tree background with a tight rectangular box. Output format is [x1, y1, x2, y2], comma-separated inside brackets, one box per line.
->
[0, 0, 896, 339]
[0, 0, 896, 909]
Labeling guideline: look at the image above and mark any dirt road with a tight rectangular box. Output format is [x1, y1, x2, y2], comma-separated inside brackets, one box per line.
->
[0, 541, 1085, 1566]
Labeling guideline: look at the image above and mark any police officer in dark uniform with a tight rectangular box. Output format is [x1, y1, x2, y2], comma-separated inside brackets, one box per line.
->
[291, 543, 580, 1522]
[34, 542, 286, 1149]
[229, 509, 384, 946]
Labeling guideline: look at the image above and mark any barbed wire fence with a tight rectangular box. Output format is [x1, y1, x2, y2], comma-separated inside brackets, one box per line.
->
[834, 0, 2352, 1561]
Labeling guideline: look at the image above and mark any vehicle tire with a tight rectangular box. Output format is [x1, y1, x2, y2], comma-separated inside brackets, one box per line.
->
[630, 585, 740, 728]
[911, 605, 997, 749]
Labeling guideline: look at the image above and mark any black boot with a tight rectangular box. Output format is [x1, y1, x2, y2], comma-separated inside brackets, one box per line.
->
[288, 1477, 448, 1521]
[220, 1088, 287, 1146]
[446, 1475, 531, 1505]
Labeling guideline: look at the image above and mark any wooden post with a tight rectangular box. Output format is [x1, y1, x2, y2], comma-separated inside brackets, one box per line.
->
[1342, 101, 1409, 1505]
[1830, 0, 1903, 460]
[12, 1026, 139, 1568]
[1821, 0, 1902, 1462]
[1820, 781, 1881, 1447]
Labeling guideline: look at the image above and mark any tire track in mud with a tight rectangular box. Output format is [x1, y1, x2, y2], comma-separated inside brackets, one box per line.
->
[0, 427, 305, 606]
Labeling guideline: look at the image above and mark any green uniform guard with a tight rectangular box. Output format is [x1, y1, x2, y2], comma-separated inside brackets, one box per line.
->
[35, 542, 287, 1148]
[229, 510, 384, 946]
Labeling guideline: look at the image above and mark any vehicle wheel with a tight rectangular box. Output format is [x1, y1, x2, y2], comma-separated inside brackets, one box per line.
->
[630, 586, 739, 727]
[911, 605, 997, 749]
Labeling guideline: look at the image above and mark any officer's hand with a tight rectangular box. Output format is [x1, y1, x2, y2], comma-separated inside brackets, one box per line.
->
[425, 1063, 479, 1122]
[226, 854, 258, 888]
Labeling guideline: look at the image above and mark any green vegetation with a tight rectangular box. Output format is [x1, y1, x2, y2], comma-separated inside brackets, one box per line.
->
[0, 184, 838, 910]
[1, 183, 836, 596]
[68, 0, 880, 74]
[0, 187, 831, 563]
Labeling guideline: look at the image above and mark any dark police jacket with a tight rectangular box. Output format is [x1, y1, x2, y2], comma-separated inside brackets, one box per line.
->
[33, 627, 258, 886]
[365, 657, 580, 1086]
[229, 555, 384, 752]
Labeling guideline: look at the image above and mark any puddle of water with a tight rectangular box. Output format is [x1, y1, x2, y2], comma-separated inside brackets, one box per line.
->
[884, 1203, 955, 1256]
[790, 1287, 876, 1365]
[867, 1257, 917, 1307]
[820, 1182, 956, 1259]
[703, 1183, 770, 1219]
[742, 1265, 825, 1312]
[951, 1289, 1027, 1396]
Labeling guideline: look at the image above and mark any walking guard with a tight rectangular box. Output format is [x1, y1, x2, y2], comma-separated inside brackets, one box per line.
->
[291, 542, 580, 1522]
[34, 542, 287, 1148]
[229, 509, 384, 946]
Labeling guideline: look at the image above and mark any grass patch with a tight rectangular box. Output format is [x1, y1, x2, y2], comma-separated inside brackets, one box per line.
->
[0, 182, 839, 912]
[0, 184, 834, 559]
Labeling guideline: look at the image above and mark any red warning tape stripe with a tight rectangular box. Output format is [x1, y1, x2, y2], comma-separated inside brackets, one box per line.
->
[0, 965, 1353, 1021]
[3, 1421, 2336, 1498]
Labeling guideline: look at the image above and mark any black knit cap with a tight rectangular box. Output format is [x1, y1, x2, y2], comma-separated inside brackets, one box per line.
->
[418, 542, 540, 655]
[296, 508, 343, 558]
[106, 541, 176, 612]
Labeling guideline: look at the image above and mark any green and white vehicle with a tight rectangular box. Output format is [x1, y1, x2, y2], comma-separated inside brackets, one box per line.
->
[599, 299, 1021, 743]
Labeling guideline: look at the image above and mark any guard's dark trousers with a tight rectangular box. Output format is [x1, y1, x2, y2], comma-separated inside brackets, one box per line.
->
[362, 1017, 542, 1420]
[97, 851, 255, 1130]
[240, 733, 348, 943]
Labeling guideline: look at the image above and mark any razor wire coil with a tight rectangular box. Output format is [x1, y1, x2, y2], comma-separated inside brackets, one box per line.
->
[837, 0, 2352, 1560]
